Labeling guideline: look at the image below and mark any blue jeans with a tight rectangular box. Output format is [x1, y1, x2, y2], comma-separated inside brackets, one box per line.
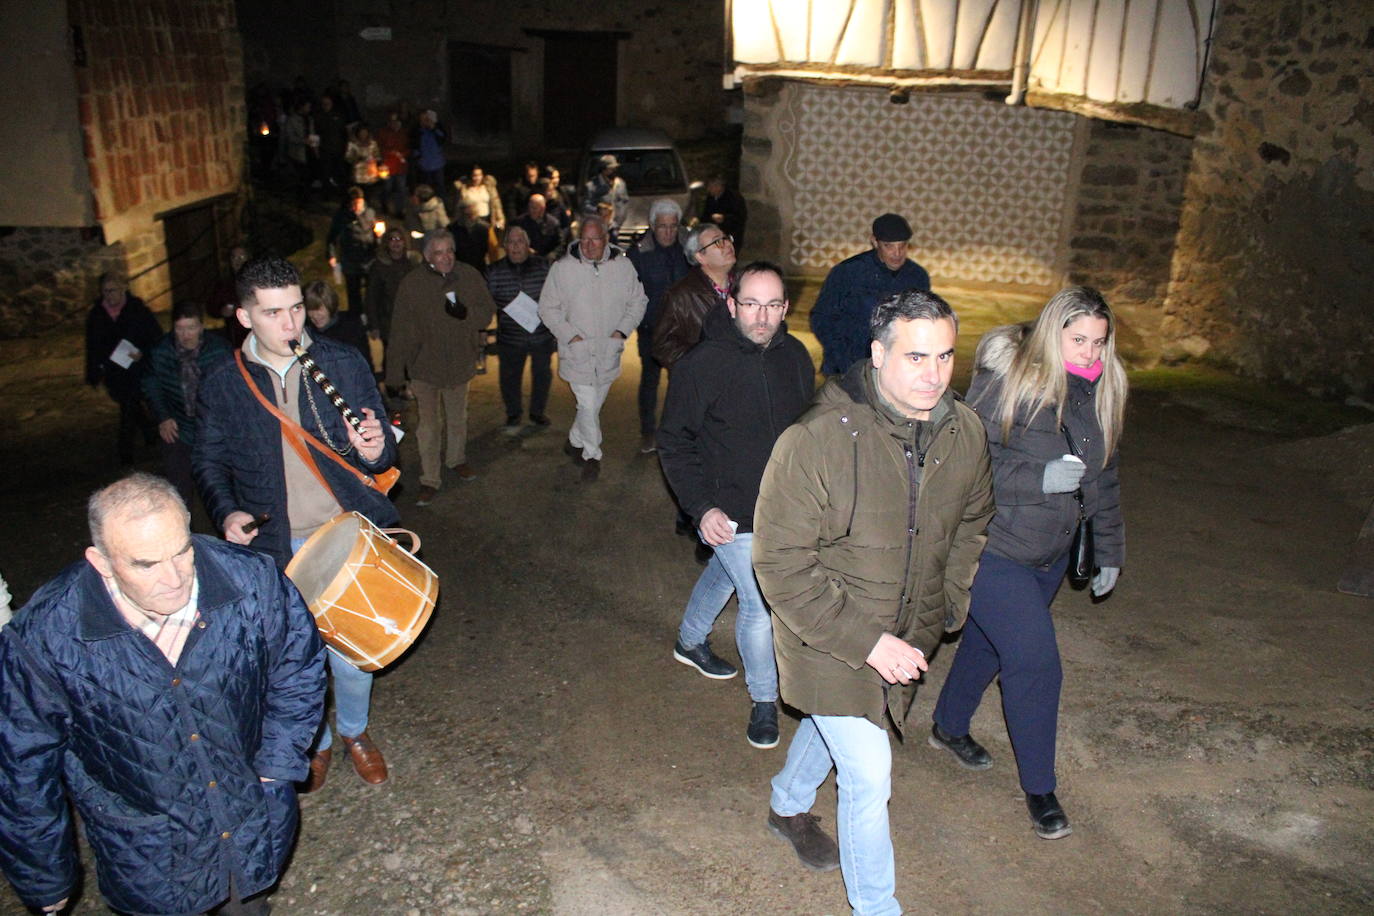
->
[677, 532, 778, 703]
[933, 550, 1067, 794]
[291, 536, 373, 752]
[771, 715, 899, 916]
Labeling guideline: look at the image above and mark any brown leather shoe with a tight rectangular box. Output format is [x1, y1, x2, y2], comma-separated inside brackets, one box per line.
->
[340, 731, 389, 784]
[300, 748, 331, 793]
[454, 463, 478, 481]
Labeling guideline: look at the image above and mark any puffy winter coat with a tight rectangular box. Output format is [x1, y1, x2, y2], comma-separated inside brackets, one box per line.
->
[809, 250, 931, 376]
[753, 362, 995, 731]
[140, 331, 231, 447]
[486, 256, 554, 351]
[626, 232, 690, 331]
[0, 538, 325, 915]
[967, 324, 1125, 569]
[657, 313, 815, 532]
[193, 333, 399, 569]
[364, 249, 419, 342]
[538, 241, 646, 386]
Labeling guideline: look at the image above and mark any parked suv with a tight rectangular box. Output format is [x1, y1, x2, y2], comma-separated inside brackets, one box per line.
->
[578, 128, 701, 242]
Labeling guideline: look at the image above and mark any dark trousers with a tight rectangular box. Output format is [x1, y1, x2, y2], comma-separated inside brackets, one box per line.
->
[933, 550, 1068, 795]
[160, 439, 196, 508]
[342, 271, 365, 314]
[496, 343, 553, 421]
[113, 388, 156, 464]
[636, 328, 664, 435]
[415, 167, 444, 192]
[207, 876, 271, 915]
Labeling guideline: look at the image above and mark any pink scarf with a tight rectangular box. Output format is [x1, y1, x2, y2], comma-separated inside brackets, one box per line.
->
[1065, 359, 1103, 382]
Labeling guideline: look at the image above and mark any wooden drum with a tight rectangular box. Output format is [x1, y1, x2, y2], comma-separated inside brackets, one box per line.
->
[285, 512, 439, 672]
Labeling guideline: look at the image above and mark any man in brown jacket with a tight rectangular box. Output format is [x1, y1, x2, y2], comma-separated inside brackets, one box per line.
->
[650, 224, 736, 370]
[753, 290, 994, 916]
[386, 229, 496, 504]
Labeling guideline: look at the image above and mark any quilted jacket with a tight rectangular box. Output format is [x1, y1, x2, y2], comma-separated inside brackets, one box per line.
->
[0, 538, 326, 915]
[193, 333, 399, 569]
[140, 330, 231, 447]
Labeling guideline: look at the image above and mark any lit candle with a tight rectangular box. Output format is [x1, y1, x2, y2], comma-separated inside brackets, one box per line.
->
[259, 122, 270, 136]
[373, 220, 386, 238]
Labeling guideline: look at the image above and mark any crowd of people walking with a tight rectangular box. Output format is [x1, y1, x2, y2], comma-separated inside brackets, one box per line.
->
[16, 80, 1131, 912]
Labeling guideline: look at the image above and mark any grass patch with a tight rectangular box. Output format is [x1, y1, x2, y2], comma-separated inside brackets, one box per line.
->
[1129, 364, 1373, 438]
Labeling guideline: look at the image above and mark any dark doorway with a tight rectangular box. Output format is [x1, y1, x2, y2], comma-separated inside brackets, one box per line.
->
[161, 202, 220, 309]
[448, 42, 513, 141]
[538, 31, 621, 147]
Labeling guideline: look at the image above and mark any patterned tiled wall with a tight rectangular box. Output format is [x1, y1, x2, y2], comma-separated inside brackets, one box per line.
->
[779, 84, 1081, 286]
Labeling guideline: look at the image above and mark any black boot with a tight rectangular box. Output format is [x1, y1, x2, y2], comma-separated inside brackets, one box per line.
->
[1026, 792, 1072, 839]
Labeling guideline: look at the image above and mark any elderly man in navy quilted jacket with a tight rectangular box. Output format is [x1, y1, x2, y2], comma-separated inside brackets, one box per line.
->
[0, 473, 325, 915]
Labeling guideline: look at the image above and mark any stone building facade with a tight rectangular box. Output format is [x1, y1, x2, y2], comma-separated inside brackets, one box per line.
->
[0, 0, 245, 337]
[1161, 1, 1374, 397]
[1065, 120, 1194, 309]
[239, 0, 729, 156]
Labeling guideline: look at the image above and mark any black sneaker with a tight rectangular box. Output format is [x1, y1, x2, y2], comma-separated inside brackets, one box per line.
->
[529, 414, 551, 427]
[767, 810, 840, 872]
[747, 701, 779, 749]
[928, 722, 993, 770]
[562, 440, 585, 465]
[1027, 792, 1072, 839]
[672, 639, 737, 679]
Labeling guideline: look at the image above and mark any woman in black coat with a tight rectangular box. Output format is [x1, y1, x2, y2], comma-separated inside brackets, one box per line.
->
[85, 272, 163, 463]
[929, 287, 1128, 840]
[304, 280, 372, 367]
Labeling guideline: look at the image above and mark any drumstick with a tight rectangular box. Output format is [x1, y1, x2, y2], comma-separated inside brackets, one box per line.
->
[289, 339, 365, 434]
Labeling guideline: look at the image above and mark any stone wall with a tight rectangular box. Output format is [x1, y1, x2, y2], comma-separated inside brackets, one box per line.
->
[1161, 1, 1374, 397]
[1065, 120, 1194, 308]
[0, 229, 124, 338]
[243, 0, 726, 151]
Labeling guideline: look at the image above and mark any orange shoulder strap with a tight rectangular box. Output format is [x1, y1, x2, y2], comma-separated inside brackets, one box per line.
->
[234, 351, 399, 496]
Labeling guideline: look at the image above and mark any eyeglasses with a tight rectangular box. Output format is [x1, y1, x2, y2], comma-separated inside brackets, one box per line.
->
[699, 234, 734, 253]
[736, 299, 787, 313]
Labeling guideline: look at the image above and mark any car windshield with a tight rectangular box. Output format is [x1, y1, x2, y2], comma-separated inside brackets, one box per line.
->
[591, 148, 685, 195]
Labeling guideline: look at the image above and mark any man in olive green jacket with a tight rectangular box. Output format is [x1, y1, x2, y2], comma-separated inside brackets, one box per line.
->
[753, 290, 994, 916]
[386, 229, 496, 504]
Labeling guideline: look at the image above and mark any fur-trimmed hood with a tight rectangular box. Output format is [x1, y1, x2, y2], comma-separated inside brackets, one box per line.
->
[973, 322, 1031, 377]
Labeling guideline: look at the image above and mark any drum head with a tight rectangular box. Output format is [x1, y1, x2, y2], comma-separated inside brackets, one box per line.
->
[289, 514, 362, 605]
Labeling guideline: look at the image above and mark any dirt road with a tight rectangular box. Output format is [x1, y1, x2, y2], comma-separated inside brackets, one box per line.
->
[0, 295, 1370, 915]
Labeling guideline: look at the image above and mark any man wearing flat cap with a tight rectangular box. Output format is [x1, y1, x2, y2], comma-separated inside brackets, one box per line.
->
[810, 213, 931, 376]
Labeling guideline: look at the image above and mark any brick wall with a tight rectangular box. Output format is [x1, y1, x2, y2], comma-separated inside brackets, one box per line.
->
[70, 0, 246, 307]
[1065, 120, 1194, 308]
[1161, 1, 1374, 397]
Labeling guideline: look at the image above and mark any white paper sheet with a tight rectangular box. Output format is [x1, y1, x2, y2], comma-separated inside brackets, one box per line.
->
[502, 291, 542, 335]
[109, 339, 140, 369]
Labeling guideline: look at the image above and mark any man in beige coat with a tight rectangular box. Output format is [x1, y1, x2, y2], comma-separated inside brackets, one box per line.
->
[386, 229, 496, 504]
[537, 217, 646, 481]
